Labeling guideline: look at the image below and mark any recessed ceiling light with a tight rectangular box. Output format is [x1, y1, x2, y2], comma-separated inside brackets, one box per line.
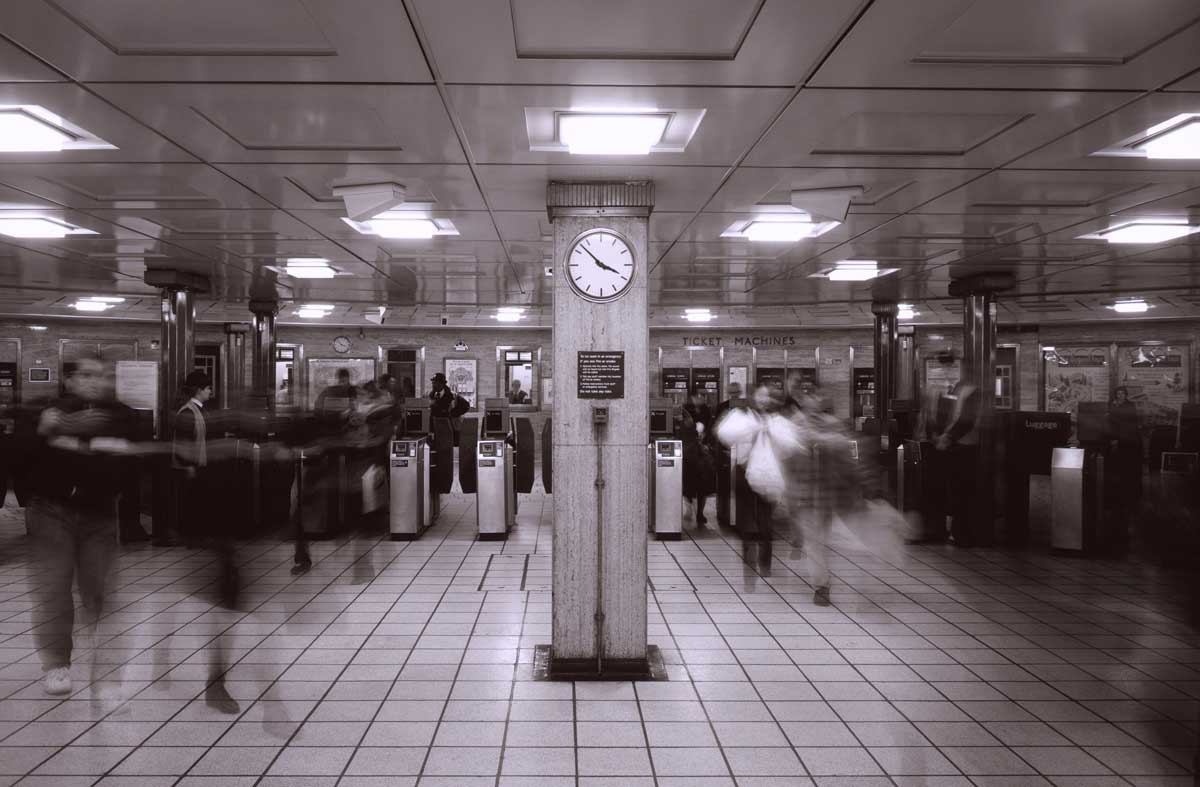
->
[558, 113, 669, 155]
[71, 301, 111, 312]
[0, 105, 115, 152]
[341, 216, 458, 240]
[1109, 299, 1150, 314]
[29, 325, 47, 331]
[0, 217, 97, 239]
[1134, 116, 1200, 159]
[1097, 221, 1199, 244]
[0, 109, 73, 152]
[285, 258, 336, 279]
[724, 217, 841, 243]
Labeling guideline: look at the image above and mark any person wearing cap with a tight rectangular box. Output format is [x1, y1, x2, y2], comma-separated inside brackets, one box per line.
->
[428, 372, 455, 418]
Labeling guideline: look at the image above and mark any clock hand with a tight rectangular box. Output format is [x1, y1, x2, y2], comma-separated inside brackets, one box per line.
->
[581, 245, 618, 273]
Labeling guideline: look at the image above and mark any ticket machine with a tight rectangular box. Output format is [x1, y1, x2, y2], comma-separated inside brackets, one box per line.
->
[389, 436, 435, 540]
[648, 398, 682, 539]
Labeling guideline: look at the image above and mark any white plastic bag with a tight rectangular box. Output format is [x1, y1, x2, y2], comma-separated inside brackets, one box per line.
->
[745, 432, 787, 504]
[715, 408, 761, 455]
[361, 463, 386, 514]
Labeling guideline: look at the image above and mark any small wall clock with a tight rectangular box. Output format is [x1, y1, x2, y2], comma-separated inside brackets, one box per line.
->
[332, 336, 351, 353]
[565, 228, 636, 303]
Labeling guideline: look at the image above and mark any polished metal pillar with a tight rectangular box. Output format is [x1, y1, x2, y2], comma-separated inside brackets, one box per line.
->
[144, 270, 209, 435]
[249, 300, 277, 408]
[948, 273, 1013, 547]
[223, 323, 249, 409]
[871, 301, 898, 448]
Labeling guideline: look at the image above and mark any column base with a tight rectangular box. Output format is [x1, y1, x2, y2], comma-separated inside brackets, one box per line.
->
[535, 644, 668, 682]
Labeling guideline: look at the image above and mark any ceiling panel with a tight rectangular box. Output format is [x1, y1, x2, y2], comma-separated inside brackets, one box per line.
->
[0, 0, 431, 82]
[0, 163, 272, 210]
[708, 167, 987, 214]
[811, 0, 1200, 90]
[912, 170, 1200, 216]
[748, 89, 1133, 168]
[446, 84, 792, 166]
[412, 0, 863, 86]
[93, 84, 466, 164]
[215, 163, 487, 211]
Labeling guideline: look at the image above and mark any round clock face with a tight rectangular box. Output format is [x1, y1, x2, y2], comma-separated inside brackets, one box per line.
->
[566, 229, 636, 303]
[332, 336, 351, 353]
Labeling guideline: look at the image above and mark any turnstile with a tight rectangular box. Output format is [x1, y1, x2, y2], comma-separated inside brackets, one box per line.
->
[477, 438, 515, 540]
[389, 436, 435, 540]
[650, 438, 683, 540]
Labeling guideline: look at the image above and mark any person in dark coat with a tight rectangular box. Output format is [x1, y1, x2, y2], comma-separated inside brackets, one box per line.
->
[27, 355, 136, 699]
[681, 389, 716, 527]
[1110, 386, 1143, 535]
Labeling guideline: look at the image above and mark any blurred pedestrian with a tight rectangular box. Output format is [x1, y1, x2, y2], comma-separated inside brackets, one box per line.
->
[27, 355, 136, 699]
[1110, 386, 1143, 539]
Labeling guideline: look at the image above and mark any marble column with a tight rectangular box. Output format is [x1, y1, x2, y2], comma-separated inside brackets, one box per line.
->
[249, 300, 277, 409]
[223, 323, 249, 409]
[549, 181, 652, 678]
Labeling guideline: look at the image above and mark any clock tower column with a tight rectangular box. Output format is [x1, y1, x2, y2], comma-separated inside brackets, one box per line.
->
[546, 181, 656, 679]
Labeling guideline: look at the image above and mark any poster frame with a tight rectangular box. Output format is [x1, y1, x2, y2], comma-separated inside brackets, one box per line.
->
[443, 356, 478, 410]
[1038, 342, 1113, 414]
[1113, 339, 1195, 420]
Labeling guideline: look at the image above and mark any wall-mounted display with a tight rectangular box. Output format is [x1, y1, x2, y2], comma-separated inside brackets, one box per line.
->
[853, 368, 876, 420]
[28, 368, 51, 383]
[755, 367, 785, 391]
[307, 357, 376, 411]
[1116, 343, 1190, 427]
[444, 357, 477, 408]
[1043, 345, 1109, 415]
[692, 367, 720, 405]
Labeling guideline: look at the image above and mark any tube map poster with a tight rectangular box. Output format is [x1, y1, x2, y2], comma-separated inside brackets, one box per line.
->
[1116, 344, 1189, 427]
[1044, 346, 1109, 415]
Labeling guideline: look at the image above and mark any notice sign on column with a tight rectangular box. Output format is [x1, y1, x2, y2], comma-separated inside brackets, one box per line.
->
[577, 351, 625, 399]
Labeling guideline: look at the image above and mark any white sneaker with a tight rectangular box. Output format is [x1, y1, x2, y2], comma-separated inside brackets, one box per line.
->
[43, 667, 72, 696]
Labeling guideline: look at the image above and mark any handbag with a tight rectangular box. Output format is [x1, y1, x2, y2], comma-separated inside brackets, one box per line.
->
[745, 431, 787, 504]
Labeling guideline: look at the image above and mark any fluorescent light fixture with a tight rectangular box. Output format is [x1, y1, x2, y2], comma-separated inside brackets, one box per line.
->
[303, 304, 335, 311]
[0, 217, 96, 239]
[1135, 117, 1200, 159]
[0, 109, 72, 152]
[1098, 221, 1198, 244]
[685, 312, 714, 323]
[29, 325, 47, 331]
[367, 218, 436, 239]
[828, 261, 880, 281]
[743, 221, 819, 242]
[1110, 299, 1150, 314]
[296, 309, 329, 319]
[285, 257, 336, 279]
[898, 304, 917, 320]
[1042, 346, 1056, 352]
[558, 113, 669, 155]
[81, 296, 125, 303]
[71, 300, 111, 312]
[495, 312, 522, 322]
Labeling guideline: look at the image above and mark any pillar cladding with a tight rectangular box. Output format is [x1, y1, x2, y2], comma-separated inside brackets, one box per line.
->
[144, 269, 208, 434]
[249, 301, 277, 408]
[871, 302, 898, 448]
[551, 212, 650, 674]
[223, 323, 249, 409]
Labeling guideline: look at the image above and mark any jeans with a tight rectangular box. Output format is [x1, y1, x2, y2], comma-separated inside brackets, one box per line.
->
[28, 498, 118, 670]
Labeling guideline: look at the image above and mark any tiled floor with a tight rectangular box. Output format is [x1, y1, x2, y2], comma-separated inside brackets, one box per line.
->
[0, 487, 1198, 786]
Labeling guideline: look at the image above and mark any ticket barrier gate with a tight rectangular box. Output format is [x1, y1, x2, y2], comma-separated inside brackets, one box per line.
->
[399, 401, 430, 437]
[389, 436, 436, 540]
[477, 438, 515, 539]
[650, 439, 683, 540]
[1000, 412, 1071, 547]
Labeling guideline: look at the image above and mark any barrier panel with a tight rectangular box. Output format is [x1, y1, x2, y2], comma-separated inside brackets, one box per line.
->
[541, 418, 552, 493]
[430, 417, 455, 494]
[459, 417, 479, 494]
[513, 417, 535, 494]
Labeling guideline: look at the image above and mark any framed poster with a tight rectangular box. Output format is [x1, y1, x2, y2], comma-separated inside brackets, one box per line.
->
[542, 377, 553, 407]
[444, 358, 477, 408]
[115, 360, 159, 432]
[1043, 345, 1109, 415]
[819, 348, 851, 419]
[306, 357, 376, 411]
[1116, 343, 1190, 427]
[727, 365, 748, 394]
[924, 358, 960, 397]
